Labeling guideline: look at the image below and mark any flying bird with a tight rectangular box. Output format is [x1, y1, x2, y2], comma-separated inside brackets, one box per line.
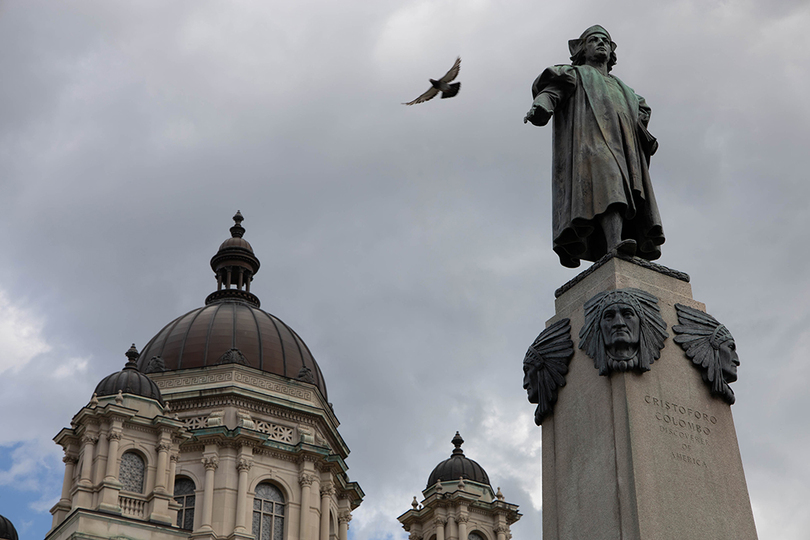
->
[403, 57, 461, 105]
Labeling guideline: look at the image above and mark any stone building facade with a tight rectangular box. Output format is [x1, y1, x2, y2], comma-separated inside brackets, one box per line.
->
[47, 212, 363, 540]
[398, 433, 520, 540]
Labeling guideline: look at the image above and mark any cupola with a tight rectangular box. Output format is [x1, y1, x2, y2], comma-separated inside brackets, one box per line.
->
[135, 212, 328, 399]
[0, 515, 18, 540]
[427, 432, 491, 488]
[93, 344, 163, 404]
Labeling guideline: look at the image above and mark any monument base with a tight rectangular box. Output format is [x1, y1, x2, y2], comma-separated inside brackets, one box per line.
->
[543, 255, 757, 540]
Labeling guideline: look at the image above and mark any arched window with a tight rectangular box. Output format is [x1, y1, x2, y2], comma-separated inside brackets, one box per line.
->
[469, 532, 486, 540]
[253, 483, 285, 540]
[174, 477, 196, 530]
[119, 452, 145, 493]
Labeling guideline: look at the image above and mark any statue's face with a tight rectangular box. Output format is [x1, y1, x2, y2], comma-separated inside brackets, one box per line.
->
[600, 302, 641, 353]
[583, 33, 611, 64]
[523, 361, 538, 402]
[718, 340, 739, 382]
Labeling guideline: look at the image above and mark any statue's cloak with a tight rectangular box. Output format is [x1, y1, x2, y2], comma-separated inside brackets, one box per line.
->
[532, 65, 665, 268]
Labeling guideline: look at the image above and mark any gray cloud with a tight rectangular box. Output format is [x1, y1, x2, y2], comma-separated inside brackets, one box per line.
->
[1, 1, 809, 539]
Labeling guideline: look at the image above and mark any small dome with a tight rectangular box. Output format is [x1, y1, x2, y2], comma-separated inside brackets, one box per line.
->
[0, 514, 19, 540]
[94, 345, 164, 405]
[426, 432, 490, 488]
[135, 212, 328, 400]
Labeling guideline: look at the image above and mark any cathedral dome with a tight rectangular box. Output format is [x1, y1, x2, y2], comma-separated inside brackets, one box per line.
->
[94, 345, 164, 404]
[426, 432, 490, 488]
[135, 212, 327, 400]
[0, 513, 19, 540]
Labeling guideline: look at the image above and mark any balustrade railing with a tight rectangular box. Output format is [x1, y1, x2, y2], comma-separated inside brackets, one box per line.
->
[119, 493, 147, 519]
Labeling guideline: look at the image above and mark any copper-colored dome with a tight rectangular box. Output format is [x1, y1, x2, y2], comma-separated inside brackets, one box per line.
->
[427, 432, 490, 488]
[95, 345, 164, 404]
[135, 300, 326, 398]
[134, 211, 328, 400]
[0, 513, 18, 540]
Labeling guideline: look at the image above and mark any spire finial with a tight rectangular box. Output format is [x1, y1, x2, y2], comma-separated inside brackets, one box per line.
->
[451, 431, 464, 455]
[125, 344, 139, 368]
[230, 210, 245, 238]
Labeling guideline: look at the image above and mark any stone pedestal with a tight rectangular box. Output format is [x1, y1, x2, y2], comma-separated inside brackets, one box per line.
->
[542, 256, 757, 540]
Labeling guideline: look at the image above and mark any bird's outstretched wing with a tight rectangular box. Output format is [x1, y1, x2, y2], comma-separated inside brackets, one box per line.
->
[438, 56, 461, 83]
[403, 86, 440, 106]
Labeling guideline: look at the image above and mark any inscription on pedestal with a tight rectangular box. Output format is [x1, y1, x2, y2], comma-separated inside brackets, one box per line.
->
[643, 394, 720, 469]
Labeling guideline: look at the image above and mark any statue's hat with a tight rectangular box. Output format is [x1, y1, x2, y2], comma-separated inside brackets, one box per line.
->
[568, 25, 617, 57]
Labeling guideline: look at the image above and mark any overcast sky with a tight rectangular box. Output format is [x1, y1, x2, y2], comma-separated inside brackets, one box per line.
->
[1, 1, 809, 539]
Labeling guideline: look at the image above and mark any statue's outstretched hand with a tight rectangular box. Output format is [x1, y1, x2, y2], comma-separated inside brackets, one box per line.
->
[524, 105, 552, 126]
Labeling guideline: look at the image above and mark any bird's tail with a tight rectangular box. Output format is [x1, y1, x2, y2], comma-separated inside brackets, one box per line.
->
[441, 82, 460, 98]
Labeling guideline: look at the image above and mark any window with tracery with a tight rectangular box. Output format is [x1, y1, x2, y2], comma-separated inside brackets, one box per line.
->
[469, 532, 486, 540]
[119, 452, 145, 493]
[252, 482, 285, 540]
[174, 477, 196, 530]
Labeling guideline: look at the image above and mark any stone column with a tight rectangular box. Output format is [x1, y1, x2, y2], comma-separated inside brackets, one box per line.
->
[299, 472, 315, 540]
[74, 434, 98, 508]
[168, 454, 178, 494]
[457, 513, 468, 540]
[78, 434, 98, 486]
[494, 525, 508, 540]
[319, 483, 334, 540]
[60, 455, 78, 504]
[98, 429, 125, 513]
[200, 455, 219, 531]
[338, 512, 351, 540]
[93, 429, 110, 484]
[435, 518, 447, 540]
[104, 431, 122, 481]
[52, 454, 78, 526]
[155, 441, 171, 492]
[234, 457, 253, 533]
[446, 516, 457, 540]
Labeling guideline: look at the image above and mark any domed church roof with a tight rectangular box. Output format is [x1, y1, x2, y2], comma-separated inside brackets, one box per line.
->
[0, 513, 19, 540]
[426, 432, 491, 488]
[94, 345, 164, 404]
[135, 212, 328, 399]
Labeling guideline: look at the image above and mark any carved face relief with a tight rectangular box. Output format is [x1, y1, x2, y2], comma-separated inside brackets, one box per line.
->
[718, 340, 739, 382]
[580, 288, 668, 376]
[522, 319, 574, 425]
[599, 302, 640, 357]
[522, 361, 538, 403]
[672, 303, 739, 405]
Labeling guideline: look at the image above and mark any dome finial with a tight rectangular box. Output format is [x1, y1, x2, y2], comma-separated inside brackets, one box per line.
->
[230, 210, 245, 238]
[451, 431, 464, 455]
[125, 344, 139, 368]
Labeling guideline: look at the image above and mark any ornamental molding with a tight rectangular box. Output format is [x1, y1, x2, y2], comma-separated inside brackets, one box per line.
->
[156, 442, 172, 453]
[237, 458, 253, 472]
[107, 431, 123, 442]
[63, 455, 79, 464]
[155, 370, 314, 402]
[171, 396, 322, 428]
[202, 456, 219, 470]
[299, 473, 317, 487]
